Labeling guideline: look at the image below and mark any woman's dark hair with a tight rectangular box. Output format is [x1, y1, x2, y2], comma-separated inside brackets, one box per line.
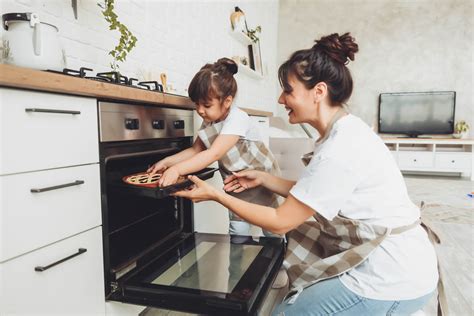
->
[188, 57, 238, 104]
[278, 32, 359, 105]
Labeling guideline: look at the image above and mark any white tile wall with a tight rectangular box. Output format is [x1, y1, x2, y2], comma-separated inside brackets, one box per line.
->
[0, 0, 280, 113]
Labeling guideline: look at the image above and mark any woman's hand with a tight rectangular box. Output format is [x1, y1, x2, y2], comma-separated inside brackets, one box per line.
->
[223, 170, 264, 193]
[158, 166, 180, 187]
[172, 175, 220, 202]
[147, 160, 168, 175]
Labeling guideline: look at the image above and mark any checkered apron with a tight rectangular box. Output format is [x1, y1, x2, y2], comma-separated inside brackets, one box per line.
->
[197, 121, 281, 220]
[283, 108, 430, 308]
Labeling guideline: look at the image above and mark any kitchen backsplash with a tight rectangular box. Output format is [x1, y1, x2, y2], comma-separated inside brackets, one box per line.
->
[0, 0, 280, 113]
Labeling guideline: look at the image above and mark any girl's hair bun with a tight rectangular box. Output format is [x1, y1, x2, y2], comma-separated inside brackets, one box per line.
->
[215, 57, 238, 75]
[312, 32, 359, 64]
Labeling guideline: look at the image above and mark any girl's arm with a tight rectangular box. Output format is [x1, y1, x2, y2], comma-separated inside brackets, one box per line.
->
[158, 134, 239, 186]
[166, 137, 207, 165]
[223, 170, 296, 197]
[174, 134, 239, 175]
[148, 137, 206, 174]
[174, 175, 314, 235]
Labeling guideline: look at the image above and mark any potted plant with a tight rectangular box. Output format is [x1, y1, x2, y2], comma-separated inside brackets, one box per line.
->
[453, 120, 470, 139]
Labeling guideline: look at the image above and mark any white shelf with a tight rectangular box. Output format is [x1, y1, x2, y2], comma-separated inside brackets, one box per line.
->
[229, 29, 253, 45]
[237, 64, 263, 80]
[381, 137, 474, 180]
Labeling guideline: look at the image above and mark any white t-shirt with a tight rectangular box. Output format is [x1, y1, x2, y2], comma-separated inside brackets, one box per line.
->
[290, 114, 438, 300]
[216, 106, 262, 141]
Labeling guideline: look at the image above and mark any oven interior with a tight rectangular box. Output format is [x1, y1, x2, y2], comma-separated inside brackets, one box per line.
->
[101, 137, 194, 294]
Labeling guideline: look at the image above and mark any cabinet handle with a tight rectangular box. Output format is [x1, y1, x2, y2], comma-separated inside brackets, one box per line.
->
[258, 120, 266, 123]
[34, 248, 87, 272]
[30, 180, 85, 193]
[25, 108, 81, 115]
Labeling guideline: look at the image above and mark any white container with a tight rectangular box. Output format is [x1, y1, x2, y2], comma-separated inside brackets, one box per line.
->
[2, 12, 66, 70]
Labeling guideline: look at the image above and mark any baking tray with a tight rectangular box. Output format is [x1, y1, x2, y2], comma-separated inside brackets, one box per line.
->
[113, 167, 219, 199]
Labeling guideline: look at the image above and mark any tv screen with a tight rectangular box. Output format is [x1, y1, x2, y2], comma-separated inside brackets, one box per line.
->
[378, 91, 455, 137]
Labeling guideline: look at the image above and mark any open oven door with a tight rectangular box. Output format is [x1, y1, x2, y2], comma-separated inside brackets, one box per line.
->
[111, 232, 285, 316]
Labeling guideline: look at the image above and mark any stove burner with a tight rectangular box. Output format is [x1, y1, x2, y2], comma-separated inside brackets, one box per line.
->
[45, 67, 164, 92]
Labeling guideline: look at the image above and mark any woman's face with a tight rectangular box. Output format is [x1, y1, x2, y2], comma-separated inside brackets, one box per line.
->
[278, 74, 315, 124]
[196, 96, 232, 123]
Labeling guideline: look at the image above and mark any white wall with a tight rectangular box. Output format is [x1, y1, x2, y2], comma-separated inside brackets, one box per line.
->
[0, 0, 280, 234]
[0, 0, 280, 113]
[277, 0, 473, 136]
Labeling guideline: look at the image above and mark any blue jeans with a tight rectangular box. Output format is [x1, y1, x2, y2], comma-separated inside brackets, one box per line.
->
[272, 277, 434, 316]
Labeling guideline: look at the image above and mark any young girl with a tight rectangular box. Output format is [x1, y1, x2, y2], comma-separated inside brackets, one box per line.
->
[148, 57, 281, 241]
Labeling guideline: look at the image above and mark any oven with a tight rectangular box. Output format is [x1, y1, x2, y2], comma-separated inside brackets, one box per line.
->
[98, 100, 285, 315]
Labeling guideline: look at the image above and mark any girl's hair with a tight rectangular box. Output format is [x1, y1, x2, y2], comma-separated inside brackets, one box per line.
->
[278, 32, 359, 105]
[188, 57, 238, 104]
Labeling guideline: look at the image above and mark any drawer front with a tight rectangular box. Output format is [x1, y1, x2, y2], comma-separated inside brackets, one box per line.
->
[0, 164, 101, 261]
[0, 88, 99, 175]
[398, 152, 434, 169]
[435, 153, 471, 170]
[0, 227, 105, 315]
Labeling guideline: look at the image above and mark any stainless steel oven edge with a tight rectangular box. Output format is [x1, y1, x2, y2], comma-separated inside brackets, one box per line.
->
[98, 101, 194, 142]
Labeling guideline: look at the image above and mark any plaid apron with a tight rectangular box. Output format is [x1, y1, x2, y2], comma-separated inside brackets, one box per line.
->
[283, 108, 447, 315]
[197, 120, 281, 222]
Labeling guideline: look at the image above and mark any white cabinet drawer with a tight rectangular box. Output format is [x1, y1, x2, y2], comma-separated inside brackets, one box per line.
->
[398, 152, 434, 169]
[0, 227, 105, 315]
[0, 164, 101, 261]
[435, 153, 471, 170]
[0, 88, 99, 175]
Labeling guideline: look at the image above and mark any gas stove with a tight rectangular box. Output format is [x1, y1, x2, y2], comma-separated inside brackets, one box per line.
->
[46, 67, 163, 92]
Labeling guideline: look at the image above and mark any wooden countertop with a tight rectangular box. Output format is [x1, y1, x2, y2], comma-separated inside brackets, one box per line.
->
[0, 64, 195, 109]
[0, 64, 275, 117]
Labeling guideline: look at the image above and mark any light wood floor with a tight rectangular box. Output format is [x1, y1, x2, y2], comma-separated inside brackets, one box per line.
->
[141, 175, 474, 316]
[404, 175, 473, 316]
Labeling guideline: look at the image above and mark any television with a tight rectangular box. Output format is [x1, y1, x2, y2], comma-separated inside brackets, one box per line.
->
[378, 91, 455, 138]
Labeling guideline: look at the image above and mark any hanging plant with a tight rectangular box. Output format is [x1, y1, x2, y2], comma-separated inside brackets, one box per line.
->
[98, 0, 138, 71]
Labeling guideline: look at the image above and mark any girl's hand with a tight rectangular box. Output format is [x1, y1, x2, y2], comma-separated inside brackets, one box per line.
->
[147, 160, 168, 175]
[172, 175, 219, 202]
[158, 166, 180, 187]
[223, 170, 264, 193]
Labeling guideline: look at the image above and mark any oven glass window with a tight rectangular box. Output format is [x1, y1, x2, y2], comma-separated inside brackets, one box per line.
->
[151, 241, 263, 293]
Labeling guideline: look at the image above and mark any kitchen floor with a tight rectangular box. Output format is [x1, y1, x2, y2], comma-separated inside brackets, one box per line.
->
[141, 175, 473, 316]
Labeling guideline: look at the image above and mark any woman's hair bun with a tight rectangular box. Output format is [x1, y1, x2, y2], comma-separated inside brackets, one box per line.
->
[215, 57, 238, 75]
[312, 32, 359, 64]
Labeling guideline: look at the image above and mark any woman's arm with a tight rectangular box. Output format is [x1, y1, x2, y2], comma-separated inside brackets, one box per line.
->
[224, 170, 296, 197]
[174, 175, 314, 234]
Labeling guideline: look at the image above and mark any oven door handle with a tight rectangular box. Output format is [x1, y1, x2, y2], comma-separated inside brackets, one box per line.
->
[30, 180, 85, 193]
[104, 147, 179, 163]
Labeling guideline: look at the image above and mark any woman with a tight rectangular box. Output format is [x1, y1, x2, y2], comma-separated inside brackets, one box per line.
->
[174, 33, 439, 315]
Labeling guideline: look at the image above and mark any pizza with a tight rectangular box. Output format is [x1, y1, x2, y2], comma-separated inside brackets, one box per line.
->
[122, 172, 186, 188]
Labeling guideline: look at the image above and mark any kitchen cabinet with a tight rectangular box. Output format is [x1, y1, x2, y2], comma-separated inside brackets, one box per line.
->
[0, 227, 105, 315]
[0, 88, 104, 315]
[0, 88, 99, 175]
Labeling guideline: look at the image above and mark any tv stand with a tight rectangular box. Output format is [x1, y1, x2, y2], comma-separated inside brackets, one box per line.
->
[381, 137, 474, 180]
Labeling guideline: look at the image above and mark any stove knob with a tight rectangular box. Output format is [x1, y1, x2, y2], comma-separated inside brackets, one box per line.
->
[152, 119, 165, 130]
[125, 118, 139, 130]
[173, 120, 185, 129]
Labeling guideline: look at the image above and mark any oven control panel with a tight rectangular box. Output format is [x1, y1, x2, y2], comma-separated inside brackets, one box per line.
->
[98, 101, 194, 142]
